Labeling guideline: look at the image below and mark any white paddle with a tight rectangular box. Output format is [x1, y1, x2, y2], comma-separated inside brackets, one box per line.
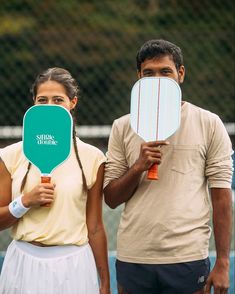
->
[130, 77, 181, 180]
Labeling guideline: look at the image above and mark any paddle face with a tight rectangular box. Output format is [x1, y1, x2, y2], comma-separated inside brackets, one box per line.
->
[23, 105, 72, 175]
[130, 77, 181, 142]
[130, 77, 182, 180]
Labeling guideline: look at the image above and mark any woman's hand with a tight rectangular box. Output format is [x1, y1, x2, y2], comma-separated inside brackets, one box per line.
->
[21, 183, 55, 207]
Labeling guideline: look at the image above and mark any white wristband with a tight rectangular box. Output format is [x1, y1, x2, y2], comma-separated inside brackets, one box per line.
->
[8, 195, 30, 218]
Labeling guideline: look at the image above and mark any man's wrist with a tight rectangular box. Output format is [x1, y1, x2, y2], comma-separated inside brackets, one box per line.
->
[215, 257, 230, 269]
[132, 161, 144, 175]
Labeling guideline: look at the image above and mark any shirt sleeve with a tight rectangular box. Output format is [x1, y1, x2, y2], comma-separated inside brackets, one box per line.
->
[0, 143, 22, 175]
[88, 149, 106, 189]
[103, 119, 129, 188]
[205, 115, 233, 188]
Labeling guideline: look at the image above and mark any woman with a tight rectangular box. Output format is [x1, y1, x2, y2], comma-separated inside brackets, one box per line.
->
[0, 67, 110, 294]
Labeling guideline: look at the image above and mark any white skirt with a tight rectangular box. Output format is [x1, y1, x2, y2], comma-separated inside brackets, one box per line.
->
[0, 240, 99, 294]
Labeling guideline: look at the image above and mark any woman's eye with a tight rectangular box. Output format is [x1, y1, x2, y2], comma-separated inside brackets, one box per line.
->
[54, 98, 64, 103]
[37, 98, 47, 103]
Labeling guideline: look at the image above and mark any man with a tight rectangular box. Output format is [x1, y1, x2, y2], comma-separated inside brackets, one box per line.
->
[104, 39, 233, 294]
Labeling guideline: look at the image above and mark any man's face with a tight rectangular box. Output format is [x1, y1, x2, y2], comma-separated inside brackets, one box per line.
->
[138, 55, 185, 84]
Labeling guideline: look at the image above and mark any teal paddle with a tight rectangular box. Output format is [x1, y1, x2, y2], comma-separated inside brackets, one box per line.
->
[23, 105, 73, 184]
[130, 77, 181, 180]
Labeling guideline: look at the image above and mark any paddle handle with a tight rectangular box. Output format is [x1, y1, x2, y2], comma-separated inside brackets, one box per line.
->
[147, 164, 159, 180]
[41, 175, 51, 183]
[41, 174, 52, 207]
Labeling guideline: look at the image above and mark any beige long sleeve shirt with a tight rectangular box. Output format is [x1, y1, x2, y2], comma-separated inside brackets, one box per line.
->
[104, 102, 233, 264]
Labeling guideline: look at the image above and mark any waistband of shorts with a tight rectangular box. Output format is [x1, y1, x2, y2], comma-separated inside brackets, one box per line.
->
[12, 240, 89, 259]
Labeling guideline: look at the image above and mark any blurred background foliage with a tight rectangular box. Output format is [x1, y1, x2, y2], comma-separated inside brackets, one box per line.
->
[0, 0, 234, 127]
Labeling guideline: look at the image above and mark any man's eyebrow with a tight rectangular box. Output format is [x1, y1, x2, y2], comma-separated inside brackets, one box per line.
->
[143, 69, 154, 72]
[160, 66, 173, 69]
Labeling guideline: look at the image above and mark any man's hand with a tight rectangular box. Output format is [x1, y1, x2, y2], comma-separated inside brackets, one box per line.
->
[204, 258, 230, 294]
[133, 140, 169, 172]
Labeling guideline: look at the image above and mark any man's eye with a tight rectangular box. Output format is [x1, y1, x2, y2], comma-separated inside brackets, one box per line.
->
[161, 70, 171, 75]
[143, 71, 154, 77]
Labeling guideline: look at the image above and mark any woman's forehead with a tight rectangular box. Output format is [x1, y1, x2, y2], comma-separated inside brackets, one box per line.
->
[36, 81, 67, 95]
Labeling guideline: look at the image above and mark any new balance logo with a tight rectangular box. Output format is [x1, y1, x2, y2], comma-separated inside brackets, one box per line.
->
[198, 276, 205, 283]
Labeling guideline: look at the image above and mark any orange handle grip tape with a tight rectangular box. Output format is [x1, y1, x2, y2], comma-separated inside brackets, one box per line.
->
[147, 163, 159, 180]
[41, 176, 51, 183]
[41, 175, 51, 207]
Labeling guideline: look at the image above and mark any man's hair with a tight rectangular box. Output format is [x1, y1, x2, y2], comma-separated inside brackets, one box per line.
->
[136, 39, 184, 71]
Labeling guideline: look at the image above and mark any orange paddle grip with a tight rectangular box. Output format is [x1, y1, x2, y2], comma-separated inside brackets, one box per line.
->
[41, 175, 51, 207]
[41, 176, 51, 183]
[147, 163, 159, 180]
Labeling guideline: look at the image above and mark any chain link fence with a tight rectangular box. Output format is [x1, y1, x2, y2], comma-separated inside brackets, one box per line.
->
[0, 0, 234, 257]
[0, 0, 234, 127]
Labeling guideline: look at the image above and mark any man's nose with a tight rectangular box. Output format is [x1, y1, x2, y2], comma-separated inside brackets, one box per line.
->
[152, 72, 161, 77]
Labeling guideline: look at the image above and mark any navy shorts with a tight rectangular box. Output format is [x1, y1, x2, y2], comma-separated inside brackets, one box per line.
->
[116, 258, 210, 294]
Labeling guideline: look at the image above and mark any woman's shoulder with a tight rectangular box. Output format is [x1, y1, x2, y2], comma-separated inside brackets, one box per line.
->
[0, 141, 25, 174]
[76, 138, 105, 157]
[0, 141, 23, 156]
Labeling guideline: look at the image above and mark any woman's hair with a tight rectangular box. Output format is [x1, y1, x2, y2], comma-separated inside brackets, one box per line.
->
[21, 67, 87, 192]
[31, 67, 79, 100]
[136, 39, 184, 71]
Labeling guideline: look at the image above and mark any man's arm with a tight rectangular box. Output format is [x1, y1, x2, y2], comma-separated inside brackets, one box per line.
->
[104, 140, 168, 208]
[104, 162, 142, 209]
[205, 187, 233, 293]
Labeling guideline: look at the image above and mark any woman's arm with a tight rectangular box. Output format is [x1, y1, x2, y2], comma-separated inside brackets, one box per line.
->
[86, 163, 111, 294]
[0, 158, 55, 231]
[0, 159, 18, 230]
